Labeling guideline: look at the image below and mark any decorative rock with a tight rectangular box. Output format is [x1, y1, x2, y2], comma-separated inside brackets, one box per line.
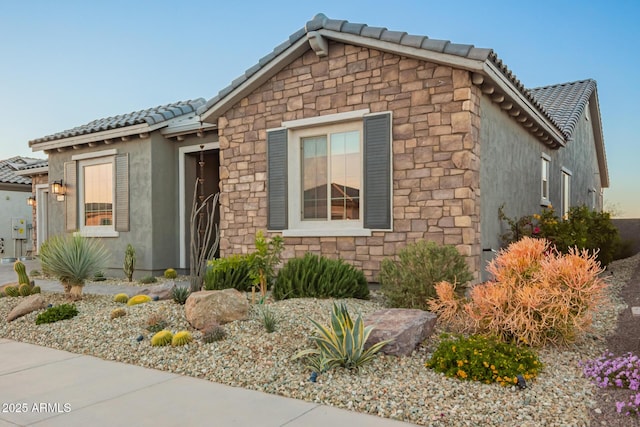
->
[364, 308, 437, 356]
[7, 294, 47, 322]
[185, 289, 249, 330]
[127, 282, 176, 301]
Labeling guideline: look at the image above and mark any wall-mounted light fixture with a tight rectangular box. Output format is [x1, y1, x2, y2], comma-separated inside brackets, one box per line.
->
[51, 180, 65, 195]
[27, 196, 36, 206]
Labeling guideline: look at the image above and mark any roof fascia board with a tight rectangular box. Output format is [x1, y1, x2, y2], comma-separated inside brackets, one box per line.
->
[318, 29, 485, 72]
[30, 122, 167, 152]
[0, 182, 31, 192]
[15, 166, 49, 176]
[588, 89, 609, 187]
[483, 61, 565, 146]
[200, 37, 311, 124]
[162, 121, 217, 138]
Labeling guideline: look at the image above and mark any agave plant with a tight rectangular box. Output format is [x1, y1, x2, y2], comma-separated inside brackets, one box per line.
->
[294, 302, 391, 371]
[39, 234, 109, 299]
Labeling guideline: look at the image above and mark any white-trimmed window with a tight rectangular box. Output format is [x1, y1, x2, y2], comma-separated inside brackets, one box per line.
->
[79, 156, 115, 236]
[541, 154, 550, 206]
[561, 168, 572, 218]
[66, 149, 129, 237]
[266, 110, 392, 237]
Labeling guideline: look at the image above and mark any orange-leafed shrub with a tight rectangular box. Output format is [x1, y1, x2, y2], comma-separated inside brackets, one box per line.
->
[428, 237, 609, 347]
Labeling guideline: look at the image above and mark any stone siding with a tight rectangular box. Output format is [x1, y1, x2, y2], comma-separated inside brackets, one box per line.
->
[218, 41, 481, 280]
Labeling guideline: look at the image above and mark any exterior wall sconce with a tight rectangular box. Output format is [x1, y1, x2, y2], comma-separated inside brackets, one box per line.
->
[27, 196, 36, 206]
[51, 180, 65, 195]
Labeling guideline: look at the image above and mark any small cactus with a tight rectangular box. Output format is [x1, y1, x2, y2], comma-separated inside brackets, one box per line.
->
[151, 330, 173, 346]
[31, 286, 41, 294]
[113, 293, 129, 304]
[4, 286, 19, 297]
[14, 261, 29, 285]
[110, 308, 127, 319]
[172, 286, 190, 305]
[164, 268, 178, 279]
[145, 313, 168, 333]
[18, 283, 32, 296]
[202, 323, 227, 343]
[123, 244, 136, 282]
[127, 294, 152, 306]
[171, 331, 193, 346]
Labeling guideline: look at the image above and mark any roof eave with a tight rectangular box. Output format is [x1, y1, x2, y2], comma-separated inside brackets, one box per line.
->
[588, 88, 609, 188]
[200, 37, 311, 124]
[15, 166, 49, 176]
[29, 121, 167, 153]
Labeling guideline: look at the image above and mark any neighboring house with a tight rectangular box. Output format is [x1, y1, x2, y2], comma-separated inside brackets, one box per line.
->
[28, 99, 218, 277]
[0, 156, 45, 259]
[14, 158, 49, 254]
[28, 14, 608, 281]
[197, 13, 607, 281]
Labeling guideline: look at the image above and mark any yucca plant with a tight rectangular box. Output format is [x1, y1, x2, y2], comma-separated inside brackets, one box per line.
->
[294, 303, 391, 371]
[39, 234, 109, 299]
[172, 286, 190, 305]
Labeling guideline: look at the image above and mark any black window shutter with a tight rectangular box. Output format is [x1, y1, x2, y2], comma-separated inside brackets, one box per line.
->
[267, 129, 288, 230]
[115, 153, 130, 232]
[64, 161, 77, 232]
[363, 113, 391, 229]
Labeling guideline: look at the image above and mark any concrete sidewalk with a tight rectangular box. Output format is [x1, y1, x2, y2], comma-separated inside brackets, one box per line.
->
[0, 340, 413, 427]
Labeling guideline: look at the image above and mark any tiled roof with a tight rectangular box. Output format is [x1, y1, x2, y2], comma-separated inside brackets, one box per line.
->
[528, 80, 596, 140]
[0, 156, 45, 185]
[31, 98, 206, 145]
[198, 13, 562, 137]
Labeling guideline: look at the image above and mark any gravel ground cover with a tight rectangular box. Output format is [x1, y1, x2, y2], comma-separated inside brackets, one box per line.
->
[2, 254, 639, 427]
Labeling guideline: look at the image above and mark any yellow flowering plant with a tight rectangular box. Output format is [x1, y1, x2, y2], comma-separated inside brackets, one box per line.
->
[426, 334, 542, 386]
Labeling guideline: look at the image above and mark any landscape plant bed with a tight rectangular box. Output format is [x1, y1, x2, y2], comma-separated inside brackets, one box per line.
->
[3, 255, 637, 427]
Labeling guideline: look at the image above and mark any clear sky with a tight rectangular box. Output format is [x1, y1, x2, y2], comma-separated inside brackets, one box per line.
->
[1, 0, 638, 217]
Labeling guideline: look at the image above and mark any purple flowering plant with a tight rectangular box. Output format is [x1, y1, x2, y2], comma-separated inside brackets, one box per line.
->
[580, 351, 640, 416]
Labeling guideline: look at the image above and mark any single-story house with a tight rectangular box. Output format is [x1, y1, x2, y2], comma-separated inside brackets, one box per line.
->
[29, 14, 608, 281]
[0, 156, 46, 259]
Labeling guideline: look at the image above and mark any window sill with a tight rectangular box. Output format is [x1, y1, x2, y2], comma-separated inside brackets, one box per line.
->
[280, 228, 372, 237]
[75, 229, 120, 238]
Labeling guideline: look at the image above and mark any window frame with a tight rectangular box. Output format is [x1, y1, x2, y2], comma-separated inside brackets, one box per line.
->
[287, 120, 366, 235]
[540, 154, 551, 206]
[561, 167, 572, 218]
[77, 155, 118, 237]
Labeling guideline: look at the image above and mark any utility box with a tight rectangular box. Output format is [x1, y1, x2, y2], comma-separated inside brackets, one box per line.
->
[11, 217, 27, 240]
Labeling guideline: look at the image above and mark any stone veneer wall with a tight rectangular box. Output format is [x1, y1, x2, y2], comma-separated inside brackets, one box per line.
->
[218, 41, 481, 281]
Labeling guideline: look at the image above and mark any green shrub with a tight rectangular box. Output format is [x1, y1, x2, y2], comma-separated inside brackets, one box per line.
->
[139, 275, 157, 284]
[294, 303, 390, 371]
[35, 304, 78, 325]
[164, 268, 178, 279]
[93, 271, 107, 281]
[500, 205, 621, 267]
[145, 313, 168, 333]
[172, 286, 190, 305]
[426, 334, 542, 386]
[202, 323, 227, 343]
[151, 330, 173, 346]
[29, 269, 41, 277]
[204, 254, 253, 291]
[273, 253, 369, 300]
[31, 286, 41, 294]
[379, 240, 473, 310]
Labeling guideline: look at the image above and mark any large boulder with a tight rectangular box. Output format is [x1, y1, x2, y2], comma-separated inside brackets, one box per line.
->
[185, 289, 249, 330]
[127, 281, 176, 301]
[364, 308, 437, 356]
[7, 294, 47, 322]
